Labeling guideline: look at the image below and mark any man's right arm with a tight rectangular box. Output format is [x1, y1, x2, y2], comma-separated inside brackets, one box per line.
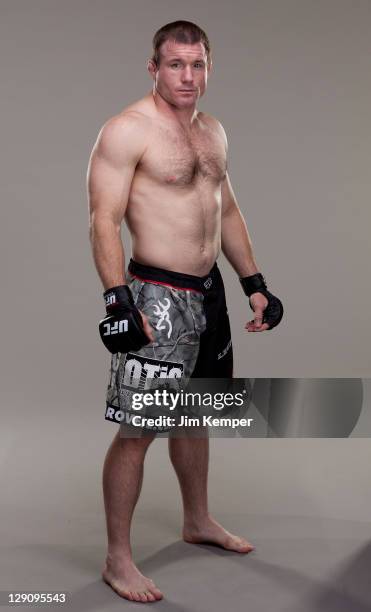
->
[87, 112, 147, 290]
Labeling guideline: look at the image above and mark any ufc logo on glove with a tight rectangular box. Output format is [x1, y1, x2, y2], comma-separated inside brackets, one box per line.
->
[102, 320, 129, 336]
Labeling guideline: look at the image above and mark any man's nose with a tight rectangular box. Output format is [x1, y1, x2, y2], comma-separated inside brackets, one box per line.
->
[181, 65, 194, 82]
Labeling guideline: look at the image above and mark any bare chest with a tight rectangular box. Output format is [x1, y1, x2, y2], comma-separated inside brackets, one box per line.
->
[138, 123, 227, 187]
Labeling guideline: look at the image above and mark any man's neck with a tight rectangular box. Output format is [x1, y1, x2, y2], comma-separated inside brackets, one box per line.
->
[151, 88, 198, 128]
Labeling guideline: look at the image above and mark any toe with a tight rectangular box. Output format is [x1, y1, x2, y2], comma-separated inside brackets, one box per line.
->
[150, 587, 163, 600]
[224, 535, 252, 552]
[138, 592, 149, 603]
[147, 580, 163, 599]
[236, 538, 254, 552]
[145, 591, 156, 602]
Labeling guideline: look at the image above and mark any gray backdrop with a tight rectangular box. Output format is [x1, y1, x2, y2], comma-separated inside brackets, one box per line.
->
[1, 0, 371, 593]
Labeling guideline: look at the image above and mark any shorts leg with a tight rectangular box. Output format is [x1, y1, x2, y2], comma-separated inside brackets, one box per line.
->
[192, 271, 233, 378]
[105, 277, 206, 432]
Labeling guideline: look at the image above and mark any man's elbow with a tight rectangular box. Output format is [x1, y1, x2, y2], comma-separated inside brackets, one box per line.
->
[89, 212, 120, 241]
[221, 201, 238, 219]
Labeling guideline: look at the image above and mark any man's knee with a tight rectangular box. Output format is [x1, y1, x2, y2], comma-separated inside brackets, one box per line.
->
[116, 427, 156, 451]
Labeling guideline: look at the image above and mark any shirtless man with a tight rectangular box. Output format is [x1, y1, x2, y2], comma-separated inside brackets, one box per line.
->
[87, 20, 283, 604]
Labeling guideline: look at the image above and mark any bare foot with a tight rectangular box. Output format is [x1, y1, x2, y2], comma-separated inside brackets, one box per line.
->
[183, 515, 255, 554]
[102, 557, 163, 603]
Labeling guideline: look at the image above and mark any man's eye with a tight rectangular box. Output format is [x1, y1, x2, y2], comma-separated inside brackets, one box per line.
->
[171, 63, 180, 68]
[194, 63, 203, 68]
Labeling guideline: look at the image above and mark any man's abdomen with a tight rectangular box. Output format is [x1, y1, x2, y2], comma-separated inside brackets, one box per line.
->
[126, 183, 222, 276]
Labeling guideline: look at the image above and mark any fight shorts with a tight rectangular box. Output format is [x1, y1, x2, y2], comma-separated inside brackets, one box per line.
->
[105, 259, 233, 431]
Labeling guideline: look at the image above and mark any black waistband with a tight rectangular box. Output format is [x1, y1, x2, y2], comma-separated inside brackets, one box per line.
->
[128, 259, 219, 293]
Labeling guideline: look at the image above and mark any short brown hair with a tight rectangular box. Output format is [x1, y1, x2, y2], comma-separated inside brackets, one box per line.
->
[152, 20, 211, 66]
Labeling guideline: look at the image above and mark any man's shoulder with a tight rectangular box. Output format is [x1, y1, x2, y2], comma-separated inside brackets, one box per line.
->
[95, 100, 153, 161]
[101, 107, 152, 140]
[197, 112, 227, 145]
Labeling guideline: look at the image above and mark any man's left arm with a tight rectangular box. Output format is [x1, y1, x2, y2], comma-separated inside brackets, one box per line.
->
[221, 173, 259, 279]
[221, 172, 284, 331]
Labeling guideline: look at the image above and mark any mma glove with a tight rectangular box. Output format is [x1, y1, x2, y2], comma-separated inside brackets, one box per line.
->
[240, 273, 283, 329]
[99, 285, 150, 354]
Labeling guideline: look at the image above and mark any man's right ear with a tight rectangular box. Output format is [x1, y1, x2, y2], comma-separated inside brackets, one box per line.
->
[147, 59, 157, 79]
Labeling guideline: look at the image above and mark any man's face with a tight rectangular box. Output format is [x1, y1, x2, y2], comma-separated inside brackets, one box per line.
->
[150, 40, 210, 108]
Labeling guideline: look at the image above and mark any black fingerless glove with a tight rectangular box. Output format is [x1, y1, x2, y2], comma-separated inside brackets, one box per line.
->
[240, 273, 284, 329]
[99, 285, 150, 354]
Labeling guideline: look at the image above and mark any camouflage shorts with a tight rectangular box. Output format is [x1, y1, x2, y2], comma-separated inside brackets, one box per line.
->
[105, 259, 233, 434]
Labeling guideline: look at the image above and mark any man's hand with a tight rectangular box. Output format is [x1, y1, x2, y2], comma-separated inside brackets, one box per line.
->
[140, 311, 155, 342]
[240, 273, 284, 331]
[99, 285, 153, 353]
[245, 292, 270, 332]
